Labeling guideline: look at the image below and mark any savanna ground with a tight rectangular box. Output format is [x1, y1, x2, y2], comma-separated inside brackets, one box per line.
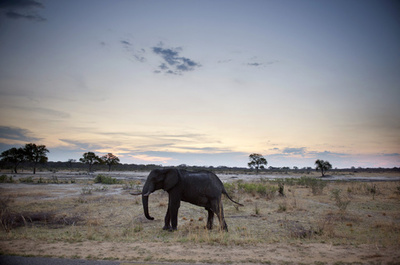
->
[0, 171, 399, 264]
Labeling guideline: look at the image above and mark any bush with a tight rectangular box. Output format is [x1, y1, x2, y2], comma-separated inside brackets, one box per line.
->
[237, 182, 278, 199]
[0, 175, 13, 183]
[94, 175, 119, 184]
[19, 176, 34, 183]
[331, 188, 351, 212]
[298, 176, 327, 195]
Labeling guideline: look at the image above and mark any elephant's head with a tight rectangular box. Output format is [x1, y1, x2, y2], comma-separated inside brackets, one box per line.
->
[142, 168, 180, 220]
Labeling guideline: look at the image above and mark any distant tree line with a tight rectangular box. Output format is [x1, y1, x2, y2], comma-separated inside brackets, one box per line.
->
[1, 144, 399, 174]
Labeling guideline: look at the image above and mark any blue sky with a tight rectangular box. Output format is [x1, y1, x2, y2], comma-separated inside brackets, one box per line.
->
[0, 0, 399, 168]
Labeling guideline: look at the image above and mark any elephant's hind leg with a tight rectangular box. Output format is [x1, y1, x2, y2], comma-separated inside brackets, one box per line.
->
[206, 208, 214, 230]
[211, 200, 228, 232]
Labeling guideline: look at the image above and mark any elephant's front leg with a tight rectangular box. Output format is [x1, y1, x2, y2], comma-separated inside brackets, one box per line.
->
[168, 194, 181, 231]
[163, 207, 171, 231]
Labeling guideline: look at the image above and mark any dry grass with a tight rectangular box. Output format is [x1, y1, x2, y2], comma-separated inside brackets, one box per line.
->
[0, 177, 400, 263]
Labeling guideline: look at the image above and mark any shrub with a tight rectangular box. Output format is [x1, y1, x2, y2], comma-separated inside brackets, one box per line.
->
[237, 182, 278, 199]
[298, 176, 327, 195]
[0, 175, 13, 183]
[331, 188, 351, 212]
[19, 176, 34, 183]
[94, 174, 119, 184]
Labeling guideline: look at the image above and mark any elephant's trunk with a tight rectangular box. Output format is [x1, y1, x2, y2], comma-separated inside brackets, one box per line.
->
[142, 182, 154, 220]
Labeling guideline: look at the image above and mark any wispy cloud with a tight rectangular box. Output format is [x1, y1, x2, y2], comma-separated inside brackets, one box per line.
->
[0, 126, 41, 142]
[10, 105, 70, 119]
[152, 43, 201, 75]
[59, 139, 104, 151]
[120, 39, 146, 62]
[282, 147, 307, 156]
[0, 0, 44, 9]
[0, 0, 46, 22]
[247, 59, 279, 67]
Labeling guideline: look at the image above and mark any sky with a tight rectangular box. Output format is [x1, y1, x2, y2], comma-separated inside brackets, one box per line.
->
[0, 0, 399, 169]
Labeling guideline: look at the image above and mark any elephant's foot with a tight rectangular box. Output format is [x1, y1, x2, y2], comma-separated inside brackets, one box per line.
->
[163, 225, 177, 232]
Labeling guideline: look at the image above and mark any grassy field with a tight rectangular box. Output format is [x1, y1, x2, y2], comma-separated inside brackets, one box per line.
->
[0, 173, 399, 264]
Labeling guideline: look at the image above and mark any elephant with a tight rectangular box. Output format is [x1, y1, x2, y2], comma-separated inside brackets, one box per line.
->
[131, 168, 243, 232]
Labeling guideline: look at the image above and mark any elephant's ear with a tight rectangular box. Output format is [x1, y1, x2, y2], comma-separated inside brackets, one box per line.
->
[163, 169, 180, 191]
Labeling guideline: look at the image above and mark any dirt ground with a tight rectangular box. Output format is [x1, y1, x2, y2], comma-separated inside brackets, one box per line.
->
[1, 239, 399, 264]
[1, 171, 400, 264]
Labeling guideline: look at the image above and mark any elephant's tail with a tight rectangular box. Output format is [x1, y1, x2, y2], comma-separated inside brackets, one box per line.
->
[222, 188, 244, 206]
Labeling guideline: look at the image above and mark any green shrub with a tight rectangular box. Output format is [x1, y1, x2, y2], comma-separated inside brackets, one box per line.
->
[237, 182, 278, 199]
[0, 175, 13, 183]
[223, 182, 236, 195]
[298, 176, 327, 195]
[19, 176, 34, 183]
[94, 175, 119, 184]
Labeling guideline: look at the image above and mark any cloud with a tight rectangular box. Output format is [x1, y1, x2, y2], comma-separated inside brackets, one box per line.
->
[282, 147, 306, 155]
[152, 44, 201, 75]
[59, 139, 104, 151]
[11, 105, 70, 119]
[120, 39, 146, 62]
[5, 10, 45, 21]
[383, 153, 400, 157]
[0, 0, 44, 9]
[0, 0, 46, 22]
[120, 40, 131, 46]
[247, 60, 279, 67]
[0, 126, 41, 142]
[248, 62, 263, 67]
[309, 150, 348, 157]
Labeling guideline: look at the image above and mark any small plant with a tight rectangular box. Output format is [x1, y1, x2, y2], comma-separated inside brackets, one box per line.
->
[94, 185, 109, 192]
[278, 201, 287, 212]
[52, 175, 59, 184]
[277, 181, 285, 196]
[81, 186, 93, 195]
[255, 203, 260, 215]
[331, 188, 351, 212]
[365, 184, 377, 199]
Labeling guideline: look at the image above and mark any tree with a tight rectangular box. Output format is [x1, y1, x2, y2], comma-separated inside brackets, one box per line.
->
[101, 153, 120, 171]
[0, 147, 25, 173]
[248, 153, 268, 174]
[23, 143, 49, 174]
[315, 159, 332, 177]
[80, 152, 102, 172]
